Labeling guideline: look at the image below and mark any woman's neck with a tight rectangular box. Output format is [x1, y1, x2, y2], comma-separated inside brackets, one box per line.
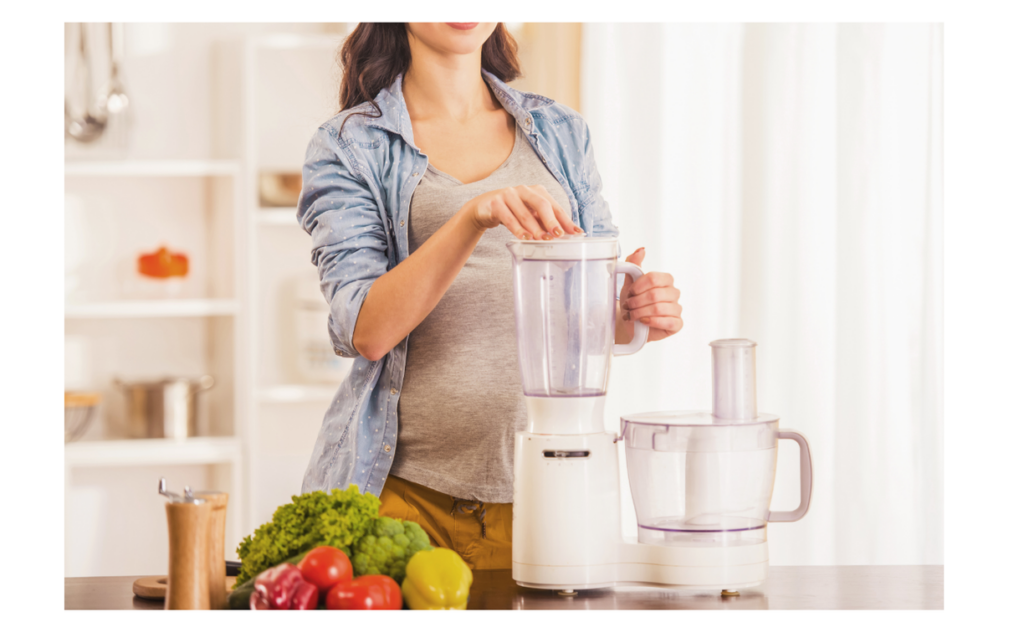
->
[403, 36, 496, 123]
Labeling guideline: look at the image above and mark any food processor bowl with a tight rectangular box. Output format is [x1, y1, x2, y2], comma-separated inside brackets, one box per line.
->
[621, 412, 779, 547]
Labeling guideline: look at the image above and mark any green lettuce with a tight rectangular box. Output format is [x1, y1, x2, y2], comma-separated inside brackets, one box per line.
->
[235, 485, 381, 585]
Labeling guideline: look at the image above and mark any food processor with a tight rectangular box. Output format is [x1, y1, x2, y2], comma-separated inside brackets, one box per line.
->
[507, 237, 813, 593]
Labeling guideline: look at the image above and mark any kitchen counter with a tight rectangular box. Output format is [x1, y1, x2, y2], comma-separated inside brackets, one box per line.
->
[66, 565, 941, 610]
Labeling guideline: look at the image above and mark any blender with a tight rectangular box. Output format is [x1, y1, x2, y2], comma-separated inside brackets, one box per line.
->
[507, 238, 813, 593]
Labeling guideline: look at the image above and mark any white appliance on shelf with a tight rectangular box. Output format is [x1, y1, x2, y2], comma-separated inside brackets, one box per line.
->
[290, 275, 353, 384]
[508, 237, 813, 593]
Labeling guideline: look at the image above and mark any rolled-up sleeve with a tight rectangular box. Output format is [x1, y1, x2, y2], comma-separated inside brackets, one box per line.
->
[579, 122, 620, 239]
[297, 126, 389, 359]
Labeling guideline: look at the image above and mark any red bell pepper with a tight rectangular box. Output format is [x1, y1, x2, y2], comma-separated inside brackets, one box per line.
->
[249, 563, 319, 610]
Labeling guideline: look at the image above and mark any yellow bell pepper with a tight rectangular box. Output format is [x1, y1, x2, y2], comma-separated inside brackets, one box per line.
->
[401, 548, 473, 610]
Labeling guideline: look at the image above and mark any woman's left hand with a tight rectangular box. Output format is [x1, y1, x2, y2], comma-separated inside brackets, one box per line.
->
[618, 248, 683, 343]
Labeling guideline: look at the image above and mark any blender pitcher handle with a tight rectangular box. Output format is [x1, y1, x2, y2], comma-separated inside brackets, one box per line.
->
[613, 262, 649, 356]
[767, 430, 813, 522]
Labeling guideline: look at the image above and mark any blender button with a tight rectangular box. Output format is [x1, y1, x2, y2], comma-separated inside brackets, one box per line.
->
[384, 444, 391, 452]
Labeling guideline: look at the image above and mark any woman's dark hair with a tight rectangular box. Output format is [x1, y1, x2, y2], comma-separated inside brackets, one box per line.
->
[338, 23, 521, 117]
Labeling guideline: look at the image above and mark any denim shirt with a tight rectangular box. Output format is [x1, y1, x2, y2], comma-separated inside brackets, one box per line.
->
[297, 70, 619, 497]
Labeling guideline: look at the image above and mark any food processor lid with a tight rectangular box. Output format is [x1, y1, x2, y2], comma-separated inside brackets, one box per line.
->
[620, 411, 779, 452]
[620, 410, 779, 428]
[506, 236, 618, 260]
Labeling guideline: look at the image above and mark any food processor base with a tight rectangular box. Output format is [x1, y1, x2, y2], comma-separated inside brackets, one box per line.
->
[513, 540, 768, 591]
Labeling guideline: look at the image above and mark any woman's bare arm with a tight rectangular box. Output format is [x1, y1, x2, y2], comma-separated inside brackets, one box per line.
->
[352, 184, 580, 361]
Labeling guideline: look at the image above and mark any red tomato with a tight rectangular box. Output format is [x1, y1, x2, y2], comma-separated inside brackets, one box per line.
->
[298, 546, 353, 593]
[325, 575, 403, 610]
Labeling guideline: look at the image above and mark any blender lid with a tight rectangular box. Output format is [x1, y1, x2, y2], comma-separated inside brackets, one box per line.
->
[620, 410, 779, 427]
[506, 236, 619, 260]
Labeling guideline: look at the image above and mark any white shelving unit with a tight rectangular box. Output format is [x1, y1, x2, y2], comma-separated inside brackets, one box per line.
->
[64, 145, 247, 578]
[237, 33, 353, 529]
[65, 436, 243, 468]
[64, 159, 240, 177]
[63, 27, 349, 577]
[65, 298, 238, 319]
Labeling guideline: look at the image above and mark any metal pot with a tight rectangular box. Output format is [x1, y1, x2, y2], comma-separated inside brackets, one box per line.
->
[113, 375, 215, 440]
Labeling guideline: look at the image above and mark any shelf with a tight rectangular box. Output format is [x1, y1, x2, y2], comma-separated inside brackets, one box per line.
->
[64, 159, 241, 177]
[258, 207, 300, 226]
[258, 384, 338, 403]
[65, 436, 242, 468]
[65, 298, 238, 319]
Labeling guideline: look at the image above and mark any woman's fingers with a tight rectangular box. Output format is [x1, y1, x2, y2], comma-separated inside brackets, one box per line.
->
[491, 200, 531, 240]
[481, 184, 584, 239]
[641, 316, 685, 333]
[623, 286, 681, 311]
[530, 184, 577, 235]
[500, 188, 546, 240]
[625, 271, 674, 297]
[622, 301, 682, 321]
[516, 186, 564, 238]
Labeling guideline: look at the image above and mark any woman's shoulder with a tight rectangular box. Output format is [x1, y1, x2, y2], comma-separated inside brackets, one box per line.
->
[499, 82, 586, 130]
[314, 103, 390, 149]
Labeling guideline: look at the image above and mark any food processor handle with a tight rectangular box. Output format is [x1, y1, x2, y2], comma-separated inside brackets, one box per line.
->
[767, 431, 813, 522]
[612, 262, 649, 356]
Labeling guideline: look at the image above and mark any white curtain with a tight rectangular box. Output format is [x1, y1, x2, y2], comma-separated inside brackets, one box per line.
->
[582, 23, 942, 565]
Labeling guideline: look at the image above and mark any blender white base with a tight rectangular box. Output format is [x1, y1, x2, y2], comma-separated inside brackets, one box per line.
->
[523, 395, 606, 435]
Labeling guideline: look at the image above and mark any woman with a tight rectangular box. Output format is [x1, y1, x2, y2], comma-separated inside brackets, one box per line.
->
[297, 23, 683, 569]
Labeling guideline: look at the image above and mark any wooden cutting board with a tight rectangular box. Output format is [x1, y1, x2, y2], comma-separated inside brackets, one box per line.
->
[133, 575, 238, 600]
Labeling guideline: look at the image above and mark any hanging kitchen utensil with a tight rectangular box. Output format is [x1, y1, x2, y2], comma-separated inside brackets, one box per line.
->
[100, 22, 131, 154]
[105, 23, 129, 115]
[65, 23, 108, 143]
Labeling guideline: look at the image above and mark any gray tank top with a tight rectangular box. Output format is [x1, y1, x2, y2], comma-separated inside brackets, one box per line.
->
[392, 126, 573, 503]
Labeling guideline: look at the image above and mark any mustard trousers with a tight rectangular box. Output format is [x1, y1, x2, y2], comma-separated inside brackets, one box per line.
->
[379, 475, 512, 570]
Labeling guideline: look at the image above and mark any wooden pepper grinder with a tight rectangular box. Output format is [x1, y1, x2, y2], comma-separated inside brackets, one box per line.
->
[159, 478, 211, 610]
[194, 490, 229, 610]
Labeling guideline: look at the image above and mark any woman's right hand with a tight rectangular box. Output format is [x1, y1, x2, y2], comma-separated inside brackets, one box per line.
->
[462, 184, 584, 240]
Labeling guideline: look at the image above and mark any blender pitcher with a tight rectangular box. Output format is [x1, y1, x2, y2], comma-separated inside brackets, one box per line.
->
[507, 237, 648, 399]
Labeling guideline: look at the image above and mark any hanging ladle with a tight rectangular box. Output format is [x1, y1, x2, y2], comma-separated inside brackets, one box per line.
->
[65, 23, 108, 143]
[104, 23, 129, 115]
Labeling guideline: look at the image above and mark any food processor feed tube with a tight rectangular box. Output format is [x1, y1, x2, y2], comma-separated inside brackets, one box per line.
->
[685, 339, 760, 544]
[711, 339, 758, 420]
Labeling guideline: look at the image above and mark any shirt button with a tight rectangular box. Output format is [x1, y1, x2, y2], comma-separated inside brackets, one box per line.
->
[390, 388, 397, 395]
[400, 221, 405, 227]
[384, 444, 391, 452]
[413, 172, 419, 176]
